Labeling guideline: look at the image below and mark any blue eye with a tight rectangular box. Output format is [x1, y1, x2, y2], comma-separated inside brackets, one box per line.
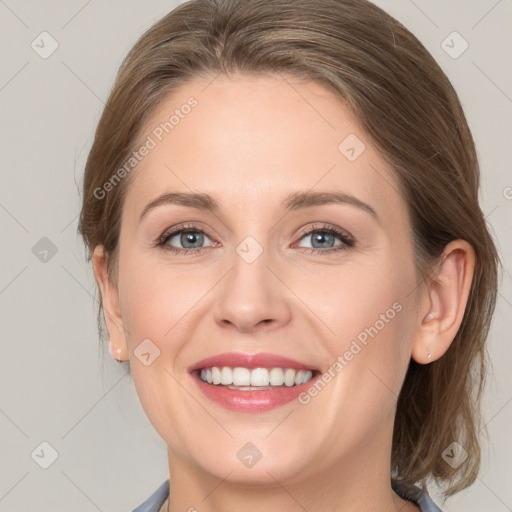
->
[295, 225, 355, 254]
[158, 224, 215, 254]
[157, 223, 354, 255]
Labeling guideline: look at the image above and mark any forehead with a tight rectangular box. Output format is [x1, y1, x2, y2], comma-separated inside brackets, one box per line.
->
[123, 72, 406, 225]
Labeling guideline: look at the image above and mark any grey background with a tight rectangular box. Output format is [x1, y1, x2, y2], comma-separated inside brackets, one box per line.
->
[0, 1, 511, 510]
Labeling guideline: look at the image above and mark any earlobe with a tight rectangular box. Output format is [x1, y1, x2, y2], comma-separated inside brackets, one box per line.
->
[92, 245, 129, 362]
[411, 240, 475, 364]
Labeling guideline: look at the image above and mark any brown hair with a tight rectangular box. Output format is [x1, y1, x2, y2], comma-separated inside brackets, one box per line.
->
[78, 0, 500, 499]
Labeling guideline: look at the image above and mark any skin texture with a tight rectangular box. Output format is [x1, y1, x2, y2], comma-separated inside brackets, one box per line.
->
[93, 73, 475, 512]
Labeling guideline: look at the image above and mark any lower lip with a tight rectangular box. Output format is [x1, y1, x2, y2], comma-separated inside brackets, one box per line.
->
[190, 370, 321, 413]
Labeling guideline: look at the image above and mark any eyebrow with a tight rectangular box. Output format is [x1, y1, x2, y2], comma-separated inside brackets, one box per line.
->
[138, 191, 380, 224]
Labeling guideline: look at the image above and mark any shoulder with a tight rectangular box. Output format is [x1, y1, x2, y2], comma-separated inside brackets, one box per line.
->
[132, 478, 442, 512]
[391, 479, 443, 512]
[131, 479, 169, 512]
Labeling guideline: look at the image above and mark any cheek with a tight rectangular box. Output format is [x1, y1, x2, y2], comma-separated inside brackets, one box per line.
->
[118, 249, 199, 338]
[117, 255, 198, 440]
[310, 257, 415, 387]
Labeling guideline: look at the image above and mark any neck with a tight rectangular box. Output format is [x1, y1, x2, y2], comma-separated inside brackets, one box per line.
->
[163, 425, 419, 512]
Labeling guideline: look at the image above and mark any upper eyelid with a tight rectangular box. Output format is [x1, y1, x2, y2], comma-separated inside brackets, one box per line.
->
[296, 223, 352, 239]
[160, 223, 214, 240]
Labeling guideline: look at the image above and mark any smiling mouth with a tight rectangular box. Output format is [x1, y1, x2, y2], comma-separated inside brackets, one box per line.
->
[196, 366, 319, 389]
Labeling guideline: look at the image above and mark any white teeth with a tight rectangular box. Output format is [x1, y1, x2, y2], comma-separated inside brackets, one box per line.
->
[295, 369, 310, 385]
[220, 366, 232, 385]
[212, 367, 221, 385]
[233, 367, 251, 385]
[250, 368, 269, 386]
[198, 366, 314, 387]
[269, 367, 285, 386]
[284, 368, 296, 387]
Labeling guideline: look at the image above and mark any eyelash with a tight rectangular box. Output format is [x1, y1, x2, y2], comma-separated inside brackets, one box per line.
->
[156, 223, 355, 256]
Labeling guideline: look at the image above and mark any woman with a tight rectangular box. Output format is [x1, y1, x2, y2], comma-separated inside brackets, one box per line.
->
[78, 0, 500, 510]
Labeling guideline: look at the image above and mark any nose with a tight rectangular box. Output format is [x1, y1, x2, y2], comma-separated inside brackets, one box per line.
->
[213, 247, 292, 334]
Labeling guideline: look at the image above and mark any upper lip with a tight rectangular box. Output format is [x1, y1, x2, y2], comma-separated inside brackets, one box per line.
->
[188, 352, 319, 372]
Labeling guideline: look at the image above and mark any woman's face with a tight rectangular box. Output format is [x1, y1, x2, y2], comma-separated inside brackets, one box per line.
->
[103, 73, 425, 485]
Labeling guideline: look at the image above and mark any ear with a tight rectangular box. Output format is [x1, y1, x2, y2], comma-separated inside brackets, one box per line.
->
[92, 245, 129, 362]
[411, 239, 475, 364]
